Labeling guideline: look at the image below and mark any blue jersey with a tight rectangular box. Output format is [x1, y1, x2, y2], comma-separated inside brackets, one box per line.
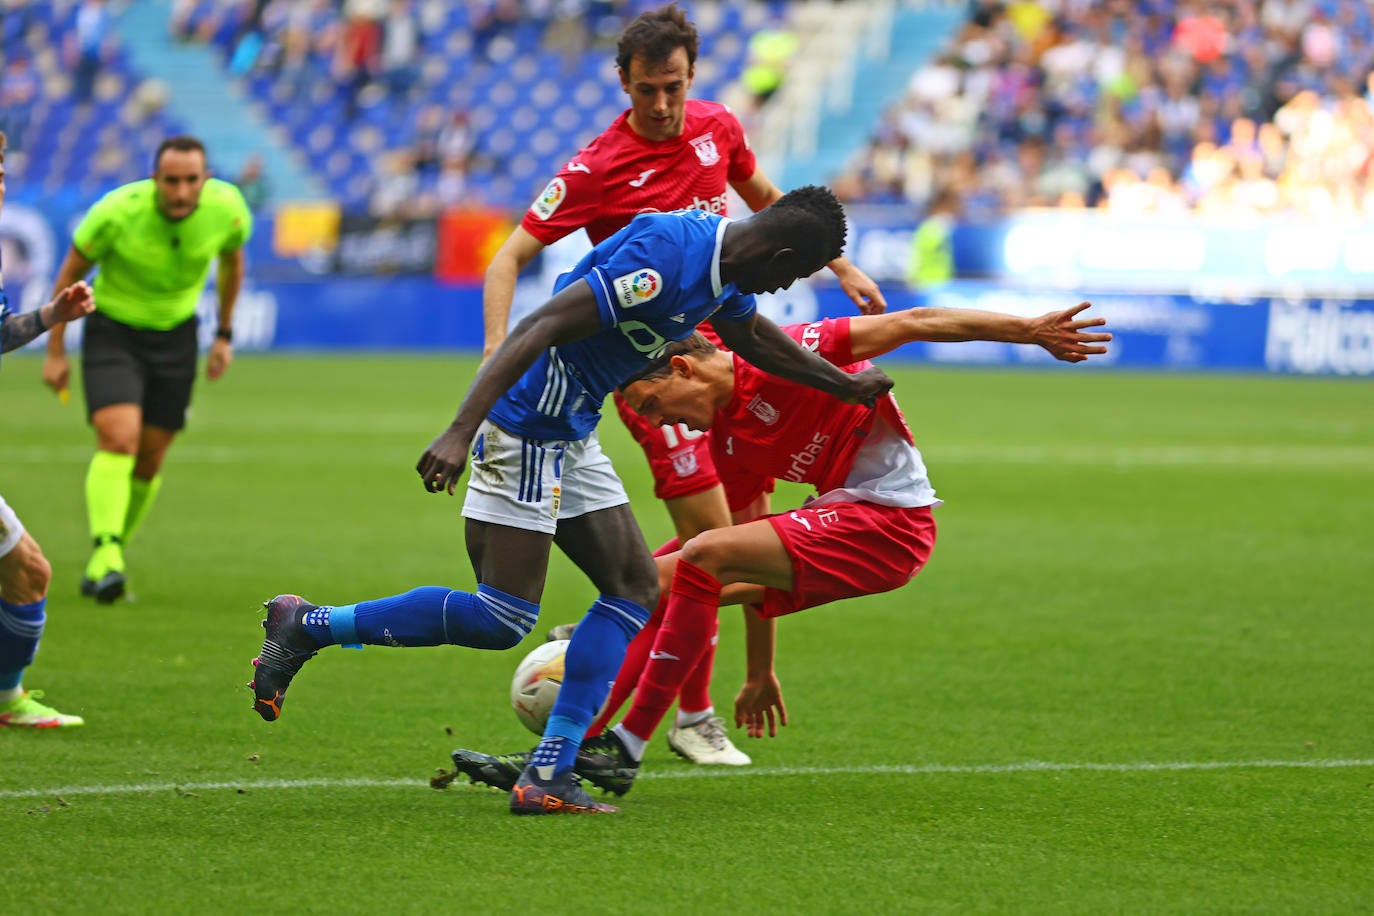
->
[487, 209, 757, 441]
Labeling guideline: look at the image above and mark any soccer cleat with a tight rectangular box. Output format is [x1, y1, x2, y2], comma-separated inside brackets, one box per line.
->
[449, 748, 532, 792]
[544, 622, 577, 642]
[248, 594, 322, 722]
[575, 730, 641, 796]
[509, 767, 618, 815]
[83, 536, 126, 604]
[667, 716, 752, 766]
[0, 690, 85, 728]
[80, 570, 127, 604]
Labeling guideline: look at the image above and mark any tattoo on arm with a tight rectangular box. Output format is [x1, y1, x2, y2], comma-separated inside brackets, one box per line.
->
[0, 310, 48, 354]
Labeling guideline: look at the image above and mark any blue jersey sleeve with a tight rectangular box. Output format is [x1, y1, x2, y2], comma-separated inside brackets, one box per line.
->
[581, 221, 685, 330]
[711, 289, 757, 324]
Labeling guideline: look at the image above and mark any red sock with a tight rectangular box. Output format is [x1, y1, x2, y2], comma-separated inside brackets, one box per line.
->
[653, 537, 681, 558]
[677, 615, 718, 715]
[587, 592, 665, 736]
[622, 560, 721, 741]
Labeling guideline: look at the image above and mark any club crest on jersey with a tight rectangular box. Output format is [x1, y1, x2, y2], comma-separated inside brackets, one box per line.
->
[671, 450, 699, 478]
[747, 395, 779, 425]
[690, 133, 720, 166]
[612, 268, 663, 308]
[530, 178, 567, 220]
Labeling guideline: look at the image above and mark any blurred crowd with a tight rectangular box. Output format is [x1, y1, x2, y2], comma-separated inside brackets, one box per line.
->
[837, 0, 1374, 221]
[164, 0, 725, 216]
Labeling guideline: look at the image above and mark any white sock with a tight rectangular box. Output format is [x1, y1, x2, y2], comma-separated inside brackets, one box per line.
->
[611, 723, 648, 761]
[675, 706, 712, 728]
[0, 685, 23, 703]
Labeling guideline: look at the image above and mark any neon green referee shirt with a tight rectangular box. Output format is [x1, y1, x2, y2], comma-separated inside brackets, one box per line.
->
[72, 177, 253, 330]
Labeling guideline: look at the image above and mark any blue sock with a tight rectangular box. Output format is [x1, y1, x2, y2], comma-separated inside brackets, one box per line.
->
[531, 594, 649, 778]
[0, 597, 46, 691]
[300, 585, 538, 650]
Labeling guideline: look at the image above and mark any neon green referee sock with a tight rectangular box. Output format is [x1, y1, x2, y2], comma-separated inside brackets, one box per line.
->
[123, 474, 163, 546]
[85, 451, 134, 578]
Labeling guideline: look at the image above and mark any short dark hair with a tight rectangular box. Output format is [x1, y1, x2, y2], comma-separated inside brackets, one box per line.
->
[617, 3, 698, 73]
[154, 135, 207, 172]
[617, 332, 718, 390]
[761, 185, 848, 264]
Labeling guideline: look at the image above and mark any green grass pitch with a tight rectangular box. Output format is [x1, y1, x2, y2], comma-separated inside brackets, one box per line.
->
[1, 353, 1370, 913]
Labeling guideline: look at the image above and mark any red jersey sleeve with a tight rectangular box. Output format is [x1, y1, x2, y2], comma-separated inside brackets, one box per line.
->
[788, 317, 856, 367]
[721, 106, 757, 184]
[519, 157, 605, 246]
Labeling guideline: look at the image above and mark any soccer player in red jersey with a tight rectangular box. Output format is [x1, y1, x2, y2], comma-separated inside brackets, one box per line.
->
[482, 3, 886, 766]
[449, 302, 1111, 797]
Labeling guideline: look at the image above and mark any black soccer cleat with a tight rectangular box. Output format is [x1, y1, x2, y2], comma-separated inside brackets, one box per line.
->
[509, 767, 618, 815]
[248, 594, 321, 721]
[574, 731, 641, 797]
[81, 570, 126, 604]
[449, 748, 532, 792]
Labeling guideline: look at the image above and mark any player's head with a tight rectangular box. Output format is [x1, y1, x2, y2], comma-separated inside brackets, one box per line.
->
[725, 185, 848, 295]
[617, 3, 698, 142]
[618, 332, 725, 431]
[152, 135, 209, 221]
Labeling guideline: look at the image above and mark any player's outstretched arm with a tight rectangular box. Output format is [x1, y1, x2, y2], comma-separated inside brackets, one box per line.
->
[207, 247, 244, 381]
[42, 246, 96, 394]
[712, 312, 894, 405]
[416, 280, 603, 494]
[828, 256, 887, 315]
[736, 610, 787, 738]
[732, 168, 888, 315]
[848, 301, 1111, 363]
[1, 282, 93, 354]
[481, 226, 547, 361]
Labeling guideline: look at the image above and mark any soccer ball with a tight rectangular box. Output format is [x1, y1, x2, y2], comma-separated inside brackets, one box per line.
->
[510, 639, 571, 735]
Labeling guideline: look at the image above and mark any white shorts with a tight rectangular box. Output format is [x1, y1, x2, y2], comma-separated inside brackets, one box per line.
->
[461, 419, 628, 535]
[0, 494, 26, 559]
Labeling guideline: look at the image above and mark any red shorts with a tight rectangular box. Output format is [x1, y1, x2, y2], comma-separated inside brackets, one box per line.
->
[614, 390, 720, 500]
[759, 502, 937, 618]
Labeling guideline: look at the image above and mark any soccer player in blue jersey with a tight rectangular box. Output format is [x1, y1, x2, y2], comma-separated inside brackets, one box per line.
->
[248, 185, 893, 813]
[0, 129, 97, 727]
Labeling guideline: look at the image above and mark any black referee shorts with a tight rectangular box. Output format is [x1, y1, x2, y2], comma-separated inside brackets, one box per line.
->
[81, 312, 198, 432]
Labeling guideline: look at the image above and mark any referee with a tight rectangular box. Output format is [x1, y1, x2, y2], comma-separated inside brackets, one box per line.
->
[43, 136, 253, 603]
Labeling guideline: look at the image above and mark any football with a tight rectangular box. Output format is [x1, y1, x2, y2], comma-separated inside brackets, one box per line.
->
[510, 639, 570, 735]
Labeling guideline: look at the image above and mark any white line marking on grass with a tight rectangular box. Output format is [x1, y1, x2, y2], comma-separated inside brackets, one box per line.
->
[5, 444, 1372, 470]
[4, 758, 1371, 800]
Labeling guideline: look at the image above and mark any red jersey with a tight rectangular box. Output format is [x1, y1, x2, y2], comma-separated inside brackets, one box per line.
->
[711, 318, 937, 512]
[520, 99, 757, 247]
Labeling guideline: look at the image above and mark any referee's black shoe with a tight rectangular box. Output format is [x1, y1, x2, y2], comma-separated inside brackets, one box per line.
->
[80, 570, 127, 604]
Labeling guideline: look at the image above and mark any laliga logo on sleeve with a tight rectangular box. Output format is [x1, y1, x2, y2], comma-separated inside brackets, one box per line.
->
[613, 268, 663, 308]
[530, 178, 567, 220]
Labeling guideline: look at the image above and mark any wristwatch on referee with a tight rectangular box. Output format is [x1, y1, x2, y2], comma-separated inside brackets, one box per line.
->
[215, 327, 233, 343]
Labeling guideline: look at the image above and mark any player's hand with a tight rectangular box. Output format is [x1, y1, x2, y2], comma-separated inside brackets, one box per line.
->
[207, 337, 233, 380]
[41, 353, 70, 395]
[416, 425, 472, 494]
[1030, 301, 1112, 363]
[839, 366, 894, 406]
[838, 267, 887, 315]
[735, 673, 787, 738]
[53, 281, 95, 323]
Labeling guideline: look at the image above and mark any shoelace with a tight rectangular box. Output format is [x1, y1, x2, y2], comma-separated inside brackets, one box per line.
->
[695, 716, 730, 750]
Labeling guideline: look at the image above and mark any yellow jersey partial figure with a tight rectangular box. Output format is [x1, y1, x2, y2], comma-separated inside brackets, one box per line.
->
[42, 136, 253, 603]
[907, 186, 961, 296]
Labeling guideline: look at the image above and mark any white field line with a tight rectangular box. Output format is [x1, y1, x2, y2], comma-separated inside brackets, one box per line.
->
[3, 444, 1373, 470]
[3, 758, 1371, 801]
